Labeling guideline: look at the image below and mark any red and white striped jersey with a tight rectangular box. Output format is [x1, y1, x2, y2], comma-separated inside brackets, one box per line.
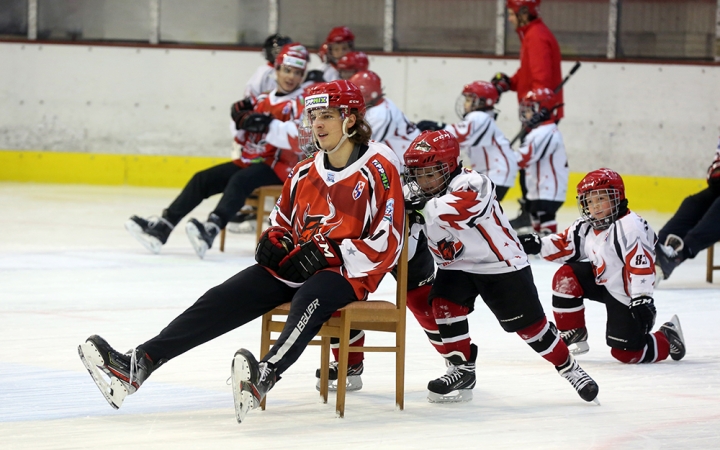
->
[269, 142, 405, 300]
[365, 97, 420, 169]
[413, 168, 529, 274]
[516, 123, 568, 202]
[233, 88, 305, 179]
[443, 110, 518, 188]
[539, 211, 657, 305]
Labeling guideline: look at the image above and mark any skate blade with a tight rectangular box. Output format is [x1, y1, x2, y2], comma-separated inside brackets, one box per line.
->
[226, 221, 256, 234]
[231, 353, 257, 423]
[315, 375, 363, 392]
[78, 342, 128, 409]
[569, 341, 590, 356]
[670, 315, 685, 344]
[592, 397, 601, 406]
[125, 220, 162, 254]
[427, 389, 473, 403]
[185, 222, 208, 259]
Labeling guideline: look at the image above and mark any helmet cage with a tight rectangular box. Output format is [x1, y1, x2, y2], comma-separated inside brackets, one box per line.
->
[405, 159, 453, 201]
[455, 93, 496, 118]
[577, 188, 623, 230]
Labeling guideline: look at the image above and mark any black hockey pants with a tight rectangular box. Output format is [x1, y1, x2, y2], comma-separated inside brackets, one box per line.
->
[140, 265, 358, 376]
[658, 187, 720, 258]
[163, 161, 282, 229]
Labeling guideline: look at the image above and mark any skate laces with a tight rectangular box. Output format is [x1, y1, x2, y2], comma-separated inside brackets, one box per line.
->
[147, 216, 174, 231]
[439, 364, 466, 385]
[560, 360, 591, 389]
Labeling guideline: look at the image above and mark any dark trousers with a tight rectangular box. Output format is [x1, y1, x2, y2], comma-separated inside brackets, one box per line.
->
[658, 187, 720, 258]
[164, 162, 282, 229]
[140, 265, 358, 376]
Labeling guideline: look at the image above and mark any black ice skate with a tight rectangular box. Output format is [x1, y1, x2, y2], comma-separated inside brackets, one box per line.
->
[124, 215, 173, 254]
[560, 327, 590, 356]
[231, 348, 276, 424]
[509, 199, 532, 233]
[556, 355, 599, 404]
[660, 315, 686, 361]
[427, 345, 477, 403]
[78, 335, 160, 409]
[185, 214, 221, 259]
[315, 361, 364, 392]
[655, 234, 685, 281]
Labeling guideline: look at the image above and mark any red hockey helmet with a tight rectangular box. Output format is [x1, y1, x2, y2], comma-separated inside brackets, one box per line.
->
[519, 87, 557, 125]
[326, 26, 355, 44]
[349, 70, 383, 107]
[576, 168, 627, 230]
[507, 0, 540, 16]
[274, 43, 309, 73]
[337, 51, 370, 79]
[404, 130, 460, 199]
[456, 80, 499, 117]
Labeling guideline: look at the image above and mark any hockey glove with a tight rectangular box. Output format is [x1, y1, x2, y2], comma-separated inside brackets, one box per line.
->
[240, 113, 274, 134]
[404, 197, 427, 225]
[629, 295, 657, 334]
[277, 234, 343, 283]
[517, 233, 542, 255]
[231, 98, 254, 130]
[707, 159, 720, 191]
[415, 120, 446, 132]
[255, 226, 294, 271]
[526, 107, 551, 130]
[491, 72, 511, 95]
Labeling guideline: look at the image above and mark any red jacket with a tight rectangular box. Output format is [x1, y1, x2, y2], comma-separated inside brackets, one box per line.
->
[510, 18, 564, 121]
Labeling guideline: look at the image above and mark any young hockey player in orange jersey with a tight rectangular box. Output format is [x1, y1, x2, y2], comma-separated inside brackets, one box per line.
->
[517, 168, 686, 364]
[78, 80, 405, 425]
[403, 130, 599, 405]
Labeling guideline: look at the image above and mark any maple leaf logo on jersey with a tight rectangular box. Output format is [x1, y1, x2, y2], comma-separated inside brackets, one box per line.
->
[295, 194, 343, 243]
[432, 238, 465, 261]
[592, 255, 607, 283]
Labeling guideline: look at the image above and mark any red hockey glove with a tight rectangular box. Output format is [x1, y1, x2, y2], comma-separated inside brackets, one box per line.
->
[629, 296, 656, 335]
[255, 226, 294, 271]
[277, 234, 343, 283]
[491, 72, 511, 95]
[518, 233, 542, 255]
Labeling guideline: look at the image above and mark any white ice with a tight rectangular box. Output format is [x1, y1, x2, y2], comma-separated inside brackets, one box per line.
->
[1, 182, 719, 450]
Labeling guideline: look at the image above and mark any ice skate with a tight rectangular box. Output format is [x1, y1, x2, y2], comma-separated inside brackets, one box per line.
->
[655, 235, 684, 281]
[427, 345, 477, 403]
[660, 315, 686, 361]
[315, 361, 364, 392]
[231, 348, 276, 424]
[124, 215, 173, 254]
[185, 214, 221, 259]
[77, 335, 159, 409]
[556, 355, 599, 404]
[509, 199, 532, 233]
[559, 327, 589, 356]
[226, 206, 257, 234]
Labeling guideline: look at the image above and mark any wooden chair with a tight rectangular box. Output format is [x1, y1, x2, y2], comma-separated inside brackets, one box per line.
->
[707, 243, 720, 283]
[219, 185, 284, 251]
[259, 221, 409, 418]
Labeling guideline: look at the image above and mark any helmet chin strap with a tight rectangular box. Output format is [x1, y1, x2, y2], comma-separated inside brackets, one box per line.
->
[322, 117, 356, 155]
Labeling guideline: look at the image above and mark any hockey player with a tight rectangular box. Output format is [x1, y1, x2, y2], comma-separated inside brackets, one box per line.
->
[125, 43, 309, 258]
[78, 80, 405, 424]
[403, 129, 599, 404]
[336, 51, 369, 80]
[491, 0, 563, 230]
[514, 87, 568, 235]
[517, 168, 686, 364]
[415, 80, 518, 200]
[655, 136, 720, 281]
[243, 33, 294, 98]
[305, 26, 355, 83]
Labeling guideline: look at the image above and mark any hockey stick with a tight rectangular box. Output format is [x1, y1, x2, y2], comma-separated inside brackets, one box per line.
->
[509, 61, 582, 146]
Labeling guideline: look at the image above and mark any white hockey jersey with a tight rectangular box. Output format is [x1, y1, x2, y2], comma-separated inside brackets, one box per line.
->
[443, 110, 518, 188]
[365, 97, 421, 171]
[270, 142, 405, 300]
[411, 168, 529, 274]
[517, 123, 569, 202]
[539, 211, 657, 305]
[244, 63, 276, 98]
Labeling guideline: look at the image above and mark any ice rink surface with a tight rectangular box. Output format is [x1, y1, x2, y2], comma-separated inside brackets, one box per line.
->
[1, 182, 719, 450]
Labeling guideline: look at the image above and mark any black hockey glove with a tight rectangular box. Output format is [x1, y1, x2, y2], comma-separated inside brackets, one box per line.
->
[231, 98, 254, 130]
[404, 197, 427, 225]
[239, 113, 274, 134]
[526, 107, 551, 130]
[277, 234, 343, 283]
[491, 72, 511, 95]
[415, 120, 446, 132]
[255, 226, 294, 271]
[517, 233, 542, 255]
[629, 295, 657, 334]
[304, 69, 326, 84]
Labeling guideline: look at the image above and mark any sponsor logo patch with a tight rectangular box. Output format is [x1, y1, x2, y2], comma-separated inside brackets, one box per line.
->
[383, 198, 394, 221]
[371, 159, 390, 190]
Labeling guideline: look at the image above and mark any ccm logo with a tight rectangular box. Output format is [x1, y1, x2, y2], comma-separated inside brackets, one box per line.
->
[313, 234, 334, 258]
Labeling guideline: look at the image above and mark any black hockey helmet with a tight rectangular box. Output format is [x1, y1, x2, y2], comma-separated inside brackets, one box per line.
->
[263, 33, 293, 64]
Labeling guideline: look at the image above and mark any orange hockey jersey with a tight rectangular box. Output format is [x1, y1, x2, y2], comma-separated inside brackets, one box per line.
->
[269, 142, 405, 300]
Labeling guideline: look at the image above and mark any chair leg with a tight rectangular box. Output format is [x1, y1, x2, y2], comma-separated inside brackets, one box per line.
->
[259, 313, 272, 410]
[219, 228, 226, 252]
[708, 244, 715, 283]
[335, 315, 352, 418]
[320, 336, 330, 403]
[256, 190, 266, 244]
[396, 324, 406, 411]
